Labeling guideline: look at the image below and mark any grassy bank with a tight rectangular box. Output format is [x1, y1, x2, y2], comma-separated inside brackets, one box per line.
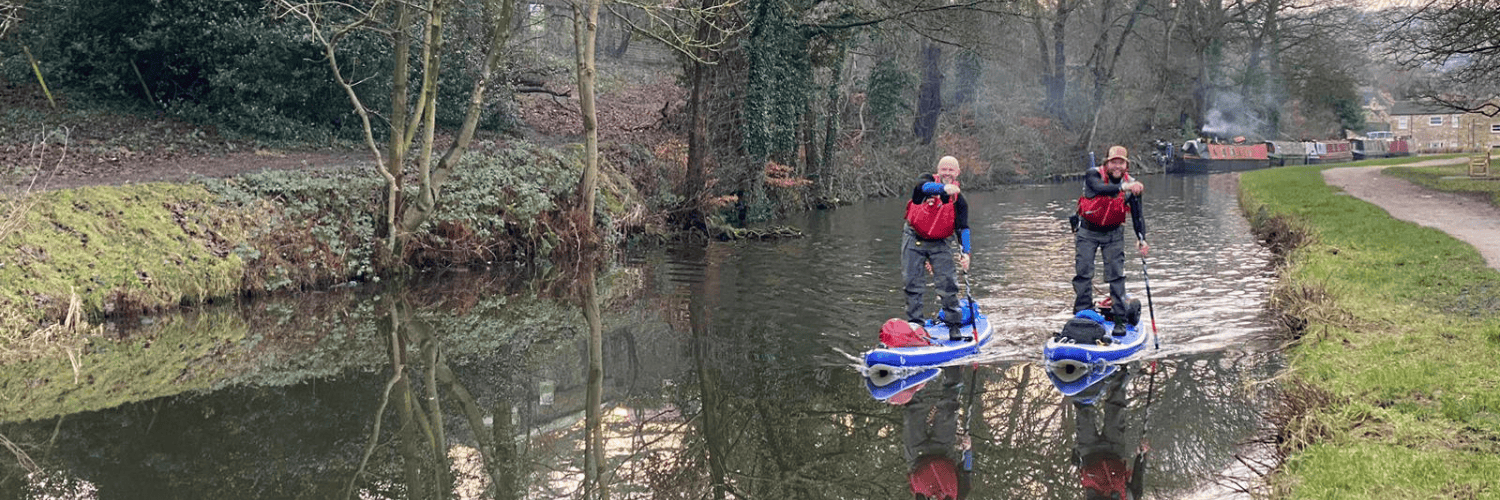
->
[0, 142, 652, 356]
[1239, 163, 1500, 499]
[1384, 162, 1500, 208]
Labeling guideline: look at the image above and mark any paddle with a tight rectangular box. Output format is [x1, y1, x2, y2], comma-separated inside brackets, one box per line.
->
[958, 266, 983, 346]
[1136, 235, 1159, 350]
[960, 364, 981, 473]
[1138, 360, 1159, 480]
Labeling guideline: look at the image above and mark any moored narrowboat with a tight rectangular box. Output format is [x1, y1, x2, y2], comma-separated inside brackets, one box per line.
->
[1173, 139, 1271, 173]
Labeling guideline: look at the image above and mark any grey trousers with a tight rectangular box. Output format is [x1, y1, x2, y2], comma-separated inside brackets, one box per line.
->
[902, 227, 961, 324]
[904, 366, 963, 468]
[1074, 225, 1128, 318]
[1072, 367, 1133, 462]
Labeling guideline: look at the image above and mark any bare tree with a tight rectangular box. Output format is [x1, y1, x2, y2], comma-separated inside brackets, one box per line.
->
[276, 0, 516, 263]
[1384, 0, 1500, 116]
[1076, 0, 1152, 152]
[1029, 0, 1084, 130]
[0, 0, 22, 41]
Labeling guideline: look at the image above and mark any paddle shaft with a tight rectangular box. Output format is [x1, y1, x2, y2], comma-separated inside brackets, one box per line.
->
[960, 365, 981, 472]
[1139, 361, 1159, 458]
[1136, 235, 1159, 350]
[962, 266, 978, 345]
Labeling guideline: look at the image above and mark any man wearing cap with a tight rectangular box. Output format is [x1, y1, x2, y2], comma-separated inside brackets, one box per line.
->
[1073, 146, 1149, 336]
[903, 156, 972, 340]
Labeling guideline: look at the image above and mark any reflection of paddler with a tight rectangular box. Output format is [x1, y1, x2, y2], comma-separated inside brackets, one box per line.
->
[1071, 366, 1146, 500]
[892, 366, 972, 500]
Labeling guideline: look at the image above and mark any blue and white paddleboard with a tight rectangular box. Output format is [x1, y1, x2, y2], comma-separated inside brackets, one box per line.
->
[863, 313, 993, 371]
[1044, 310, 1149, 397]
[1044, 310, 1147, 366]
[865, 366, 942, 401]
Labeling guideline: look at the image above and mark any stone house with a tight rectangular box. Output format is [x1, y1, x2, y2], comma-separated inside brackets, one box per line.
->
[1385, 100, 1500, 153]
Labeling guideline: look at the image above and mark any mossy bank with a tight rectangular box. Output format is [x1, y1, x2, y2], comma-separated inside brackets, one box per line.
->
[1239, 163, 1500, 499]
[0, 142, 648, 345]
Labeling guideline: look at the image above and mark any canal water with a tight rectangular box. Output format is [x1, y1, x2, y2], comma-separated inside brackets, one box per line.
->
[1, 172, 1283, 499]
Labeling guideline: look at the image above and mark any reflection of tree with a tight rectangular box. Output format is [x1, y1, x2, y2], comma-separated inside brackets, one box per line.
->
[0, 255, 1283, 499]
[973, 363, 1079, 497]
[1140, 351, 1280, 497]
[0, 278, 569, 499]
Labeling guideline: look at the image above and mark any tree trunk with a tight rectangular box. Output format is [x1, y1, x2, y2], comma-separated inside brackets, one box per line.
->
[952, 50, 980, 108]
[406, 2, 444, 239]
[1036, 0, 1076, 130]
[819, 47, 846, 202]
[913, 41, 943, 144]
[399, 0, 516, 235]
[1077, 0, 1151, 153]
[574, 0, 601, 230]
[1145, 0, 1182, 132]
[574, 1, 605, 498]
[802, 97, 819, 180]
[682, 0, 717, 206]
[608, 5, 633, 58]
[383, 2, 412, 260]
[1241, 0, 1280, 137]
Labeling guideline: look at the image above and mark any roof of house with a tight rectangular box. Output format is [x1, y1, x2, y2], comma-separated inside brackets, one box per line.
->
[1389, 101, 1464, 116]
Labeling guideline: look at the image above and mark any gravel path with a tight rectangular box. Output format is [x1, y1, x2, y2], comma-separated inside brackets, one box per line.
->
[1322, 160, 1500, 271]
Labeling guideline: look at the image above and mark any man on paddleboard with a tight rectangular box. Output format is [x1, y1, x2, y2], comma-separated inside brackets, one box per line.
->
[1072, 146, 1149, 336]
[903, 156, 972, 341]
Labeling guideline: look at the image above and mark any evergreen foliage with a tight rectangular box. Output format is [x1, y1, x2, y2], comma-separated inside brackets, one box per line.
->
[0, 0, 511, 141]
[740, 0, 813, 162]
[866, 58, 912, 138]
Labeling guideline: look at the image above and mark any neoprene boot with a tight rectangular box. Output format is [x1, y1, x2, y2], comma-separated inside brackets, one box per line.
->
[1126, 298, 1142, 326]
[939, 309, 966, 341]
[1112, 321, 1127, 337]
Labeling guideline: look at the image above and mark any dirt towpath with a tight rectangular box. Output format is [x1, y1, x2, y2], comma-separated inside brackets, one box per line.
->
[1322, 159, 1500, 271]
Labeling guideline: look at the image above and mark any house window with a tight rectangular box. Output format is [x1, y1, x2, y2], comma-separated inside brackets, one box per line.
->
[1429, 116, 1444, 126]
[1430, 142, 1443, 150]
[1398, 117, 1409, 129]
[1491, 124, 1500, 133]
[1453, 114, 1462, 128]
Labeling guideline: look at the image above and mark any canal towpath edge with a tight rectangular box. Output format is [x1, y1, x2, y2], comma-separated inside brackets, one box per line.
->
[1322, 160, 1500, 271]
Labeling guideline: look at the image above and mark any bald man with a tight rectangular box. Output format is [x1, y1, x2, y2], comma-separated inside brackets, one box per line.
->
[902, 156, 972, 340]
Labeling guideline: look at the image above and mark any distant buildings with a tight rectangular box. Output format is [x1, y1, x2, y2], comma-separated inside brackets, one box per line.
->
[1369, 98, 1500, 153]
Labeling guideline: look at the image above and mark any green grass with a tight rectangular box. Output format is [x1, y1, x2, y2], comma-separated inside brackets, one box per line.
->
[1384, 162, 1500, 208]
[1283, 443, 1500, 499]
[0, 184, 249, 332]
[1241, 162, 1500, 498]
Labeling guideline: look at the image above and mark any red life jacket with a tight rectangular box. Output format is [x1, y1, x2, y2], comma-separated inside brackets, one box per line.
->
[1080, 456, 1131, 499]
[906, 193, 957, 240]
[1077, 170, 1130, 227]
[909, 456, 960, 500]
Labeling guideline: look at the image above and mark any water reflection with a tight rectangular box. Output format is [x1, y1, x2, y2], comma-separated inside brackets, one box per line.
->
[0, 173, 1285, 498]
[896, 366, 975, 500]
[1067, 364, 1148, 500]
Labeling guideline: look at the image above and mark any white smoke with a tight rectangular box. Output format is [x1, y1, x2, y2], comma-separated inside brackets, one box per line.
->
[1201, 92, 1269, 139]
